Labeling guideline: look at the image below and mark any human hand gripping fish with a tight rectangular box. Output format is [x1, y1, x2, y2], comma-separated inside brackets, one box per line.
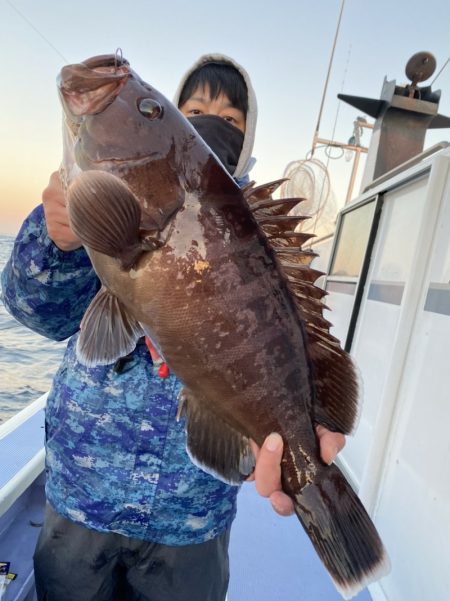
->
[58, 54, 390, 599]
[42, 171, 82, 252]
[252, 428, 345, 516]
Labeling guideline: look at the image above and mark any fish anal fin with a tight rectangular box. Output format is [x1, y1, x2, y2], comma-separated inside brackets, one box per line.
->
[182, 390, 255, 485]
[68, 170, 147, 269]
[77, 286, 144, 366]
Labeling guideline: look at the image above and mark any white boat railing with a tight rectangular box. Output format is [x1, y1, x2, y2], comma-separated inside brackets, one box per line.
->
[0, 394, 47, 518]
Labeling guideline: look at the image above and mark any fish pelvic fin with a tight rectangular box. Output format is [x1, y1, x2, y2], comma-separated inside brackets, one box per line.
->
[181, 389, 255, 485]
[77, 286, 144, 366]
[68, 170, 157, 270]
[290, 463, 390, 599]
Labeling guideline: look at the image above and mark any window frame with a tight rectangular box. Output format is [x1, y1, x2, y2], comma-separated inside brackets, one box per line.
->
[324, 166, 432, 352]
[325, 194, 383, 352]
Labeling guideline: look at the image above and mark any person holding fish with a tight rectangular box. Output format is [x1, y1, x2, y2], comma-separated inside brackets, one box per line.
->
[2, 54, 347, 601]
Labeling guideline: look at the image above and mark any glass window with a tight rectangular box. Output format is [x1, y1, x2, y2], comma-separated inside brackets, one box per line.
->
[329, 200, 376, 277]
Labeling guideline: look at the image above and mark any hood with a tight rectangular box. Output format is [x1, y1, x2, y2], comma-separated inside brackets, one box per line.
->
[173, 53, 257, 181]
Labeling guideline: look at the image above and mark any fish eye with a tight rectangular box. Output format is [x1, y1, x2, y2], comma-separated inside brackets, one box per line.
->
[138, 98, 163, 120]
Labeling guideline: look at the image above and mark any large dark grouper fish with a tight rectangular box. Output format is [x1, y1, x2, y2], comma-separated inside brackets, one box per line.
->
[58, 53, 389, 599]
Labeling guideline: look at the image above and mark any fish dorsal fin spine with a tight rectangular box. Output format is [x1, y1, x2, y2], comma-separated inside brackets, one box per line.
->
[244, 178, 287, 203]
[245, 181, 359, 435]
[268, 230, 317, 247]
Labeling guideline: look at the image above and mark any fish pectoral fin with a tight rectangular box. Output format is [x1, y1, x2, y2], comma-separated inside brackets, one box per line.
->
[181, 389, 255, 485]
[77, 286, 144, 366]
[68, 170, 146, 270]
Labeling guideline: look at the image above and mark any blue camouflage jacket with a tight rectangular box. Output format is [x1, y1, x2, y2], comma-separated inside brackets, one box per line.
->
[1, 205, 238, 545]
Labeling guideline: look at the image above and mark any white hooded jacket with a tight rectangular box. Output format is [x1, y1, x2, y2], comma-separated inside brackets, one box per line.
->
[173, 53, 257, 181]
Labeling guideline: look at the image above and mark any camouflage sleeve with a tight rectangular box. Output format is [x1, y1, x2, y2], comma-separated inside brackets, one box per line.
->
[1, 204, 100, 341]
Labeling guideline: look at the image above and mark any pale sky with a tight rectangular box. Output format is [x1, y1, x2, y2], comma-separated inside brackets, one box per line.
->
[1, 0, 450, 235]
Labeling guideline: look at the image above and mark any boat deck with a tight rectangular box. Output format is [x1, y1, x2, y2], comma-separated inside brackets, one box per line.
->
[228, 482, 373, 601]
[0, 400, 373, 601]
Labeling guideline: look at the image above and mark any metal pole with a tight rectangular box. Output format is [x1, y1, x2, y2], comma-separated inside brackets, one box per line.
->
[345, 148, 362, 204]
[311, 0, 346, 156]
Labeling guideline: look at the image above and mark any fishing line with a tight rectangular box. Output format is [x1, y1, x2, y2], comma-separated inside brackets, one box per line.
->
[431, 57, 450, 86]
[4, 0, 69, 62]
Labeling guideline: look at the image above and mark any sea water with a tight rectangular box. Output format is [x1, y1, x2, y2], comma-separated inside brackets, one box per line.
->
[0, 234, 66, 423]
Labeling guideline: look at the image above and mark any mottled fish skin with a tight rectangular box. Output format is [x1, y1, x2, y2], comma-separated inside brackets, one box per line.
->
[91, 187, 314, 447]
[60, 54, 389, 599]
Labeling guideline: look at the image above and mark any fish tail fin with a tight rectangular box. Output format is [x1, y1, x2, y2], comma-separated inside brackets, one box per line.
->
[292, 464, 390, 599]
[68, 170, 144, 269]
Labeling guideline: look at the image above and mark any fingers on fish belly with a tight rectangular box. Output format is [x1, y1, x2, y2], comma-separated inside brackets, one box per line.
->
[290, 463, 390, 599]
[181, 389, 255, 485]
[68, 170, 159, 270]
[76, 287, 144, 367]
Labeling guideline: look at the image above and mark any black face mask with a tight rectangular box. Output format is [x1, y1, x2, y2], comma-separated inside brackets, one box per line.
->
[188, 115, 244, 175]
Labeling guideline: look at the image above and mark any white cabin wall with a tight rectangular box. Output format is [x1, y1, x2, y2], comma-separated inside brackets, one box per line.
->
[341, 176, 429, 486]
[308, 151, 450, 600]
[324, 152, 450, 601]
[369, 160, 450, 601]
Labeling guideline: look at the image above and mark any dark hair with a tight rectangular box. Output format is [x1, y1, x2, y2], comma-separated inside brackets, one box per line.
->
[178, 62, 248, 116]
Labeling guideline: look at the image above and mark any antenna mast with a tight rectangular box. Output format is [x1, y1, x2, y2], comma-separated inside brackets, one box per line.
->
[311, 0, 345, 156]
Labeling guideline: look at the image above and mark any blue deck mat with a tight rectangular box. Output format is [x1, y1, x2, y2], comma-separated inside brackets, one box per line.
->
[0, 409, 45, 490]
[228, 482, 373, 601]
